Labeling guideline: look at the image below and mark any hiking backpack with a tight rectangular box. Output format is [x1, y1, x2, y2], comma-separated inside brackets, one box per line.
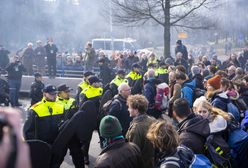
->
[154, 83, 169, 111]
[205, 133, 231, 168]
[160, 145, 212, 168]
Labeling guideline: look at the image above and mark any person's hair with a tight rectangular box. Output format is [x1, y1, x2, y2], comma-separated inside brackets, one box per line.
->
[216, 70, 228, 78]
[220, 78, 230, 88]
[235, 67, 244, 75]
[243, 75, 248, 83]
[127, 94, 148, 114]
[196, 100, 231, 121]
[176, 65, 186, 74]
[209, 65, 217, 74]
[173, 98, 191, 118]
[147, 120, 178, 154]
[175, 71, 187, 80]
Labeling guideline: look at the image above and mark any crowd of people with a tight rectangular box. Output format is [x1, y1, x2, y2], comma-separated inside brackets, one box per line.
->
[1, 39, 248, 168]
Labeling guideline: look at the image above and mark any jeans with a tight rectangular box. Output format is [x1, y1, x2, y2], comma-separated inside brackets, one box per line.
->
[8, 79, 21, 106]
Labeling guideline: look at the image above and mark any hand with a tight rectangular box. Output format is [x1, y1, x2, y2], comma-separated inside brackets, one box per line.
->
[0, 107, 31, 168]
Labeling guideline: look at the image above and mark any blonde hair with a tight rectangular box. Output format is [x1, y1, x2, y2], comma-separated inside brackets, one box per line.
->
[196, 100, 231, 121]
[147, 120, 178, 154]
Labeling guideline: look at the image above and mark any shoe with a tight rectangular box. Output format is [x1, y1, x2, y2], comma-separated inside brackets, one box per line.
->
[84, 156, 90, 165]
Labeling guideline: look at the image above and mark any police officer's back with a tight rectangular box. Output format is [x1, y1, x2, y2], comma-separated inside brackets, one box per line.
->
[30, 73, 44, 106]
[109, 70, 128, 96]
[24, 85, 64, 145]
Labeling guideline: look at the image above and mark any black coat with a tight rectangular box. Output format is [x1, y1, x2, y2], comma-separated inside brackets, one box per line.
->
[109, 95, 132, 136]
[30, 80, 45, 105]
[45, 44, 58, 62]
[95, 139, 143, 168]
[175, 45, 188, 60]
[0, 49, 10, 68]
[192, 74, 204, 90]
[6, 61, 26, 80]
[51, 101, 98, 166]
[177, 113, 210, 154]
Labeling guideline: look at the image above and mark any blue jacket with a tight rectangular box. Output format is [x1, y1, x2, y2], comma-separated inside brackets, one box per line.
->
[181, 80, 196, 107]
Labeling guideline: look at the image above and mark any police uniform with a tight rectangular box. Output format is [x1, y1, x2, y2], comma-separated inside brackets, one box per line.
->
[109, 75, 128, 96]
[126, 70, 142, 87]
[57, 96, 77, 120]
[24, 97, 64, 144]
[156, 67, 169, 83]
[79, 76, 103, 164]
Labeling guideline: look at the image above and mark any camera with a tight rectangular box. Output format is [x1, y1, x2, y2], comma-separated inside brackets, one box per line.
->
[0, 113, 8, 142]
[0, 113, 17, 168]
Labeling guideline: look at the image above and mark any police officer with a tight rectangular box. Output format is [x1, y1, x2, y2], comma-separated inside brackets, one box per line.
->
[76, 71, 94, 104]
[57, 84, 78, 120]
[30, 72, 44, 106]
[79, 76, 103, 164]
[156, 62, 169, 83]
[24, 84, 64, 145]
[126, 63, 143, 94]
[56, 83, 83, 168]
[109, 69, 128, 96]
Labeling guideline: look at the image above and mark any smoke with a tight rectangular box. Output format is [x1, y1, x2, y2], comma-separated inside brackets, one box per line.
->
[0, 0, 247, 52]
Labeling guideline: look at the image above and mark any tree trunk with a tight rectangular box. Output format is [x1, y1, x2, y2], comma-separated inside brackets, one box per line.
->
[163, 0, 170, 59]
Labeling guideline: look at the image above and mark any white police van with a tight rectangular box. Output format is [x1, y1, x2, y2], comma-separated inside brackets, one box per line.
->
[92, 38, 139, 53]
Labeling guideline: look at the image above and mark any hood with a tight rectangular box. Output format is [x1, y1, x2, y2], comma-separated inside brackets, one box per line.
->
[226, 89, 239, 100]
[182, 80, 196, 89]
[178, 113, 210, 138]
[211, 91, 230, 104]
[209, 115, 227, 133]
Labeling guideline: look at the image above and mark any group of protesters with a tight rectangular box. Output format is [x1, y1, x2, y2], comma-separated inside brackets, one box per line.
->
[1, 39, 248, 168]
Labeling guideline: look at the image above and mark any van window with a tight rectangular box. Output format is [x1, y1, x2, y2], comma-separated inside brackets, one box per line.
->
[113, 41, 123, 50]
[93, 41, 111, 50]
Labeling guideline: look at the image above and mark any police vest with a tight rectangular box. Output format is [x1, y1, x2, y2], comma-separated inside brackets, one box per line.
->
[126, 71, 142, 81]
[57, 97, 76, 110]
[31, 98, 64, 117]
[110, 76, 128, 87]
[156, 68, 168, 76]
[147, 58, 158, 66]
[81, 86, 103, 99]
[78, 81, 89, 91]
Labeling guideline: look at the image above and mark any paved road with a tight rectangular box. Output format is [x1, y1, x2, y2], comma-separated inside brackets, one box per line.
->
[18, 98, 101, 168]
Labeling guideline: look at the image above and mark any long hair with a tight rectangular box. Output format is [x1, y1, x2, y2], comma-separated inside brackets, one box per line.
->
[147, 120, 178, 155]
[196, 100, 231, 121]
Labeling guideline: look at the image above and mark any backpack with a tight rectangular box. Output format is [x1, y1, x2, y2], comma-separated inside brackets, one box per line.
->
[193, 88, 206, 103]
[181, 80, 196, 107]
[226, 117, 248, 167]
[101, 98, 122, 116]
[160, 145, 212, 168]
[205, 133, 231, 168]
[154, 83, 169, 111]
[227, 102, 240, 122]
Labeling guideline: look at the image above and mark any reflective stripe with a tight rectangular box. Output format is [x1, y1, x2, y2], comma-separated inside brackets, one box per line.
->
[31, 98, 64, 117]
[126, 71, 142, 80]
[81, 86, 103, 99]
[110, 76, 128, 87]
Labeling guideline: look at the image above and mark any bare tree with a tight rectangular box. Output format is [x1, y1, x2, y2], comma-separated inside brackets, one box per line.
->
[109, 0, 219, 58]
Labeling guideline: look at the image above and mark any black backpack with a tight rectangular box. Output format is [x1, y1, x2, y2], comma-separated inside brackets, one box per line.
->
[205, 132, 231, 168]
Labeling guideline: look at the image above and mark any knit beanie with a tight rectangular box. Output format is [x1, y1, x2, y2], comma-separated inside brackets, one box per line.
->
[99, 115, 122, 138]
[207, 75, 221, 90]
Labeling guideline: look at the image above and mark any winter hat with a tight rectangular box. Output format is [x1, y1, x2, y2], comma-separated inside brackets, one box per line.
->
[207, 75, 221, 90]
[191, 65, 201, 75]
[99, 115, 122, 138]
